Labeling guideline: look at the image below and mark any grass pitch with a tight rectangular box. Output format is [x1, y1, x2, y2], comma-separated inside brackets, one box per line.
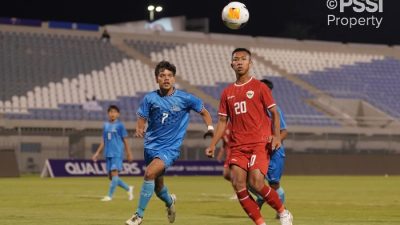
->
[0, 175, 399, 225]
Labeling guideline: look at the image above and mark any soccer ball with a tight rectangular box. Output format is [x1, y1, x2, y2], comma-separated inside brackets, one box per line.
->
[221, 2, 249, 30]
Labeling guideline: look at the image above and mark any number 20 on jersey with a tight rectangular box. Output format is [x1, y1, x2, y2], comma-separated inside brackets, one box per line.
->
[234, 101, 247, 114]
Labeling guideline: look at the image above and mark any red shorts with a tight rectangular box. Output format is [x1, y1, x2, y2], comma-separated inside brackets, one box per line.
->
[228, 144, 270, 175]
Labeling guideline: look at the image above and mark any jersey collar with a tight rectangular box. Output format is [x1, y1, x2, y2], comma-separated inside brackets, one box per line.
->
[234, 76, 253, 87]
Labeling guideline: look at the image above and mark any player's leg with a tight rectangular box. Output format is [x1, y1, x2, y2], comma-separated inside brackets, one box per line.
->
[248, 168, 283, 212]
[255, 150, 285, 207]
[223, 165, 231, 181]
[155, 175, 176, 223]
[101, 157, 118, 201]
[155, 176, 173, 207]
[268, 151, 285, 204]
[113, 157, 134, 200]
[247, 149, 292, 225]
[137, 158, 165, 217]
[126, 157, 165, 225]
[230, 163, 266, 225]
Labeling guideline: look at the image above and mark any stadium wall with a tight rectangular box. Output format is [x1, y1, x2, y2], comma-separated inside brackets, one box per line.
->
[285, 153, 400, 175]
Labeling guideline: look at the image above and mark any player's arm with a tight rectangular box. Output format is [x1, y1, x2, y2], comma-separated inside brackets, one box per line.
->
[269, 106, 281, 150]
[123, 137, 133, 162]
[205, 115, 228, 158]
[92, 139, 104, 162]
[135, 117, 147, 138]
[199, 107, 214, 138]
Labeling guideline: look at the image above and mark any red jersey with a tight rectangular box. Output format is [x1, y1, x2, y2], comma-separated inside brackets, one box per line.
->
[218, 77, 275, 150]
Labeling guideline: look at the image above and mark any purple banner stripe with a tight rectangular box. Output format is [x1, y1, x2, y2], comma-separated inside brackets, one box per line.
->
[42, 159, 224, 177]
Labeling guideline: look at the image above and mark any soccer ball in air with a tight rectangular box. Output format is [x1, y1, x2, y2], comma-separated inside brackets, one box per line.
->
[221, 2, 249, 30]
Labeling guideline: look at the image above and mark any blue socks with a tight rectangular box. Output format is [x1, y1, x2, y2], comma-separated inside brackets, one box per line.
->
[108, 176, 130, 198]
[136, 180, 155, 218]
[117, 177, 130, 191]
[156, 186, 173, 207]
[108, 176, 119, 198]
[276, 187, 285, 204]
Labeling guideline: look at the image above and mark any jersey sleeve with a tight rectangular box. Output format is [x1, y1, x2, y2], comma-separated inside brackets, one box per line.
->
[186, 93, 204, 113]
[137, 95, 150, 119]
[260, 83, 276, 109]
[218, 89, 228, 117]
[119, 123, 128, 138]
[278, 107, 287, 130]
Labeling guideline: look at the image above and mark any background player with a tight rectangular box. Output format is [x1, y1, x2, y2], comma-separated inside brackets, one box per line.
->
[255, 79, 288, 214]
[205, 48, 293, 225]
[92, 105, 134, 202]
[125, 61, 214, 225]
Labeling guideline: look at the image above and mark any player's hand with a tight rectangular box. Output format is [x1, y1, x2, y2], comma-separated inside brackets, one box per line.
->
[135, 129, 145, 138]
[205, 146, 215, 158]
[203, 130, 214, 139]
[271, 135, 282, 150]
[92, 153, 99, 162]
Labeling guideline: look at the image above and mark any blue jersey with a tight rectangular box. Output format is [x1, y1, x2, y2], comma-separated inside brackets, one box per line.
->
[137, 89, 204, 151]
[103, 120, 128, 158]
[267, 106, 287, 155]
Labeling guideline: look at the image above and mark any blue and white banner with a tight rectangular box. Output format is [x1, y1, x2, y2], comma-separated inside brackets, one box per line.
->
[41, 159, 224, 178]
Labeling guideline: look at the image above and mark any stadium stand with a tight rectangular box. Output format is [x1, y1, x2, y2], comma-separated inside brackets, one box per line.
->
[1, 24, 400, 173]
[298, 58, 400, 118]
[1, 25, 400, 126]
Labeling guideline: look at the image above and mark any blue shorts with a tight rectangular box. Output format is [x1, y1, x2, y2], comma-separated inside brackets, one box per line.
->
[106, 157, 123, 172]
[144, 148, 180, 169]
[266, 147, 285, 184]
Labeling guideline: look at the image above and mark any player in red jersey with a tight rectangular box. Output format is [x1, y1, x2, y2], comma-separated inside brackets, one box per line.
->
[205, 48, 293, 225]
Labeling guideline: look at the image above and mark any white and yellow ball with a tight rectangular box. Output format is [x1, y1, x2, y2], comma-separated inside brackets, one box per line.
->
[221, 2, 249, 30]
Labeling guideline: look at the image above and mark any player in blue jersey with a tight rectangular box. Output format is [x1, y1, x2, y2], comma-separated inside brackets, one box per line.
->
[125, 61, 214, 225]
[255, 79, 288, 214]
[92, 105, 134, 202]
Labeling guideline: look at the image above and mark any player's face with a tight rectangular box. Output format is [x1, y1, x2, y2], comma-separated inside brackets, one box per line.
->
[107, 109, 119, 121]
[156, 69, 175, 91]
[231, 51, 251, 76]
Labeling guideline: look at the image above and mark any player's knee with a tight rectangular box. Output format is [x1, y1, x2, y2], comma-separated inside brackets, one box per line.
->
[144, 170, 157, 180]
[248, 177, 264, 192]
[231, 178, 246, 191]
[223, 171, 231, 181]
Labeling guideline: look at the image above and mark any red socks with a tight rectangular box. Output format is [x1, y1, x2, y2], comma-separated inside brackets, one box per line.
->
[259, 185, 285, 213]
[236, 189, 265, 225]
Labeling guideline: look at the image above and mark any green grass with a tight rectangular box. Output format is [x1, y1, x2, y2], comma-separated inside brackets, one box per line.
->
[0, 176, 399, 225]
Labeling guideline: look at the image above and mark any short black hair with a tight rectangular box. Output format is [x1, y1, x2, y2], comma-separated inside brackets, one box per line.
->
[107, 105, 120, 113]
[232, 48, 252, 58]
[155, 60, 176, 76]
[260, 79, 274, 90]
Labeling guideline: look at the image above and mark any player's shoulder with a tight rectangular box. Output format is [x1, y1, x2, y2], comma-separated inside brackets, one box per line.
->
[141, 90, 159, 102]
[174, 89, 198, 100]
[222, 83, 236, 92]
[117, 119, 125, 126]
[144, 90, 159, 98]
[251, 78, 265, 88]
[174, 89, 193, 96]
